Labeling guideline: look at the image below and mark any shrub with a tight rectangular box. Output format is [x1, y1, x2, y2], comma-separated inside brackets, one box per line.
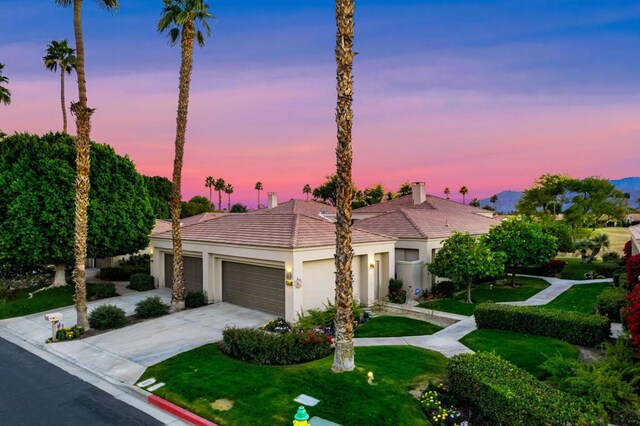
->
[221, 327, 331, 365]
[623, 285, 640, 354]
[135, 296, 168, 319]
[263, 317, 292, 334]
[594, 287, 628, 322]
[613, 268, 628, 288]
[89, 304, 127, 330]
[624, 240, 632, 258]
[595, 262, 622, 278]
[97, 265, 150, 281]
[89, 282, 117, 300]
[602, 252, 624, 265]
[55, 326, 85, 341]
[474, 303, 611, 346]
[447, 352, 607, 426]
[626, 254, 640, 290]
[185, 290, 207, 309]
[432, 280, 455, 298]
[127, 273, 155, 291]
[119, 253, 151, 268]
[0, 286, 18, 302]
[521, 259, 567, 277]
[387, 278, 407, 303]
[295, 300, 364, 331]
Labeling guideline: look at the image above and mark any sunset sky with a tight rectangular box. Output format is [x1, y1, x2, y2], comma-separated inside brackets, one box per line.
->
[1, 0, 639, 207]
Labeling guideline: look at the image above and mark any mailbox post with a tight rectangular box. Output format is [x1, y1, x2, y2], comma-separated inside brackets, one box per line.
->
[45, 312, 63, 342]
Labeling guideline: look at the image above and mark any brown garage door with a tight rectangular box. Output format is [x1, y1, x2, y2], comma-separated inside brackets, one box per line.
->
[222, 261, 285, 316]
[164, 254, 203, 293]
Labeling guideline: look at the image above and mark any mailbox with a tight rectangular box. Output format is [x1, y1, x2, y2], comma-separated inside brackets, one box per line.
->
[45, 312, 63, 323]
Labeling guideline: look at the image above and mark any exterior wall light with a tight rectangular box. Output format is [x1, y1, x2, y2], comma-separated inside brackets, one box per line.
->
[285, 268, 293, 286]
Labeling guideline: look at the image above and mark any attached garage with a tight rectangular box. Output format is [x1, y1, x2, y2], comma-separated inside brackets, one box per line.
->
[222, 261, 285, 316]
[164, 254, 203, 293]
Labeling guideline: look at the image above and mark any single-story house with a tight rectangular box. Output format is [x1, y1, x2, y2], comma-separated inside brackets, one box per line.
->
[630, 224, 640, 256]
[353, 182, 499, 293]
[149, 198, 395, 321]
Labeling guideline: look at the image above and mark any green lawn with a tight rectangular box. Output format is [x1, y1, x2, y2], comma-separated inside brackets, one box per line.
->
[541, 282, 610, 314]
[0, 283, 110, 320]
[597, 227, 630, 255]
[557, 257, 599, 280]
[418, 277, 550, 316]
[354, 315, 442, 338]
[460, 329, 579, 378]
[141, 345, 447, 426]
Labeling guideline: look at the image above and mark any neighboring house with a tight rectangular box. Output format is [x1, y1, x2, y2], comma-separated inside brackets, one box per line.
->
[353, 182, 498, 293]
[149, 196, 395, 322]
[627, 213, 640, 225]
[630, 224, 640, 256]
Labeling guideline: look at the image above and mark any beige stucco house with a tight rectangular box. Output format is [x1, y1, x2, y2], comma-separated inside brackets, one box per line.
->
[630, 224, 640, 256]
[149, 198, 395, 322]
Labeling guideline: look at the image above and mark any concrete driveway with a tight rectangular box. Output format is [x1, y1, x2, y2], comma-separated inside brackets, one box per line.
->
[0, 289, 275, 384]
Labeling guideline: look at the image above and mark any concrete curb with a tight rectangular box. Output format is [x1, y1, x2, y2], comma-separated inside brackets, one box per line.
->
[148, 395, 219, 426]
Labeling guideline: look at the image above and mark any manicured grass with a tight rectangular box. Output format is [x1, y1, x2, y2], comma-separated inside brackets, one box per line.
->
[460, 329, 579, 378]
[597, 227, 630, 255]
[141, 345, 447, 426]
[0, 283, 108, 320]
[557, 257, 598, 280]
[541, 282, 610, 314]
[354, 315, 442, 338]
[418, 277, 549, 316]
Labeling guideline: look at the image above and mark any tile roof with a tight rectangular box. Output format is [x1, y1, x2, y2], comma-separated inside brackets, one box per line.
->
[250, 199, 336, 217]
[152, 212, 394, 249]
[353, 194, 492, 217]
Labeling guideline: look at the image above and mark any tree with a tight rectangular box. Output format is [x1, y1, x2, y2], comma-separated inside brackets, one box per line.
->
[385, 191, 394, 201]
[443, 187, 450, 199]
[541, 221, 574, 253]
[55, 0, 120, 330]
[515, 174, 572, 221]
[214, 178, 225, 211]
[483, 218, 558, 285]
[230, 203, 247, 213]
[469, 198, 480, 207]
[255, 181, 263, 207]
[564, 177, 627, 235]
[204, 176, 214, 204]
[332, 0, 356, 373]
[0, 63, 11, 105]
[397, 182, 412, 197]
[313, 175, 339, 206]
[459, 186, 468, 204]
[224, 183, 234, 211]
[303, 183, 312, 200]
[490, 194, 498, 211]
[180, 195, 214, 217]
[158, 0, 213, 311]
[0, 132, 154, 287]
[575, 233, 610, 264]
[43, 40, 76, 133]
[427, 232, 506, 303]
[363, 184, 385, 205]
[143, 175, 172, 218]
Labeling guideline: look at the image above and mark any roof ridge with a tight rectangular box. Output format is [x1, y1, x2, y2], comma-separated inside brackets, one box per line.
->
[290, 213, 301, 248]
[398, 209, 429, 238]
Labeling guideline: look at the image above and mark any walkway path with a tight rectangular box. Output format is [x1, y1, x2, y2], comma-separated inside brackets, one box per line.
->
[355, 276, 613, 357]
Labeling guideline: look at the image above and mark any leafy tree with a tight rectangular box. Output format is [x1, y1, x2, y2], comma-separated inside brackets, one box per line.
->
[302, 183, 312, 200]
[564, 177, 627, 234]
[0, 132, 154, 287]
[363, 184, 385, 205]
[143, 175, 172, 218]
[255, 181, 263, 207]
[352, 189, 366, 209]
[541, 221, 574, 253]
[397, 182, 412, 197]
[385, 191, 394, 201]
[230, 203, 247, 213]
[313, 174, 339, 206]
[180, 195, 214, 217]
[516, 174, 572, 221]
[204, 176, 214, 204]
[483, 218, 558, 285]
[0, 63, 10, 105]
[43, 40, 76, 133]
[427, 232, 506, 303]
[469, 198, 480, 207]
[443, 187, 450, 199]
[55, 0, 120, 330]
[459, 186, 469, 204]
[490, 194, 498, 211]
[224, 183, 234, 211]
[575, 233, 610, 264]
[214, 177, 225, 211]
[158, 0, 213, 310]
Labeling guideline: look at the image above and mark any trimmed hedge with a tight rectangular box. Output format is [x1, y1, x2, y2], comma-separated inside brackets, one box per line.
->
[447, 352, 606, 426]
[594, 262, 622, 278]
[222, 327, 331, 365]
[185, 290, 207, 309]
[88, 282, 117, 300]
[594, 287, 628, 322]
[135, 296, 168, 319]
[97, 265, 150, 281]
[127, 273, 155, 291]
[474, 303, 610, 346]
[89, 304, 127, 330]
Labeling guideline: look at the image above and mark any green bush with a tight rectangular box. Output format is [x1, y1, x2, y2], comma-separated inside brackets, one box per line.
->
[221, 327, 332, 365]
[0, 286, 18, 302]
[602, 252, 624, 265]
[387, 278, 407, 303]
[295, 300, 364, 331]
[595, 262, 622, 278]
[135, 296, 168, 319]
[55, 326, 85, 341]
[594, 287, 628, 322]
[127, 273, 155, 291]
[474, 303, 611, 346]
[88, 282, 117, 300]
[432, 280, 455, 297]
[185, 290, 207, 309]
[97, 265, 150, 281]
[613, 269, 628, 288]
[89, 304, 127, 330]
[447, 352, 607, 426]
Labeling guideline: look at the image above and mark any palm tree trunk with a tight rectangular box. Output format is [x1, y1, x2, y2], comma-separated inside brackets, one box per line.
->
[169, 19, 196, 311]
[227, 193, 230, 211]
[71, 0, 92, 330]
[332, 0, 356, 373]
[60, 68, 67, 133]
[218, 190, 222, 211]
[257, 190, 260, 209]
[209, 186, 212, 204]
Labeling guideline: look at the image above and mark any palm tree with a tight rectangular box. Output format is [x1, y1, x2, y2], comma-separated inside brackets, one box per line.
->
[490, 194, 498, 211]
[303, 184, 312, 200]
[43, 40, 76, 133]
[332, 0, 356, 373]
[224, 183, 233, 211]
[214, 178, 225, 211]
[55, 0, 119, 330]
[459, 186, 468, 204]
[255, 181, 263, 208]
[205, 176, 214, 203]
[0, 63, 10, 105]
[443, 187, 450, 199]
[158, 0, 213, 310]
[469, 198, 480, 207]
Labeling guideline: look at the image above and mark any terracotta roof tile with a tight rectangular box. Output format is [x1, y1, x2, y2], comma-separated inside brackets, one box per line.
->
[250, 199, 336, 217]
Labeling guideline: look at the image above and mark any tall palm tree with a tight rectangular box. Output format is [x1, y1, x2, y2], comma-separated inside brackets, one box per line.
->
[443, 187, 450, 199]
[303, 184, 312, 200]
[158, 0, 213, 310]
[43, 40, 76, 133]
[333, 0, 356, 373]
[254, 181, 263, 208]
[224, 183, 234, 211]
[0, 63, 10, 105]
[55, 0, 119, 330]
[205, 176, 214, 203]
[214, 178, 225, 211]
[459, 186, 468, 204]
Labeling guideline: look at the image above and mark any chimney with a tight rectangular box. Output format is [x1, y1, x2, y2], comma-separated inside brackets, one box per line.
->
[411, 182, 426, 205]
[268, 192, 278, 208]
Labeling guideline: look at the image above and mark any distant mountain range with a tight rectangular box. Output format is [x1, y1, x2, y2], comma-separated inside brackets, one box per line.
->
[479, 177, 640, 213]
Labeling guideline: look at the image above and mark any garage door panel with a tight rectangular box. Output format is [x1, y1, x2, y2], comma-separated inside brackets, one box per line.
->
[164, 254, 202, 293]
[222, 261, 285, 316]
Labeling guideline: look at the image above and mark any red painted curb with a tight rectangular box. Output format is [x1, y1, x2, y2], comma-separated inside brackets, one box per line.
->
[148, 394, 218, 426]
